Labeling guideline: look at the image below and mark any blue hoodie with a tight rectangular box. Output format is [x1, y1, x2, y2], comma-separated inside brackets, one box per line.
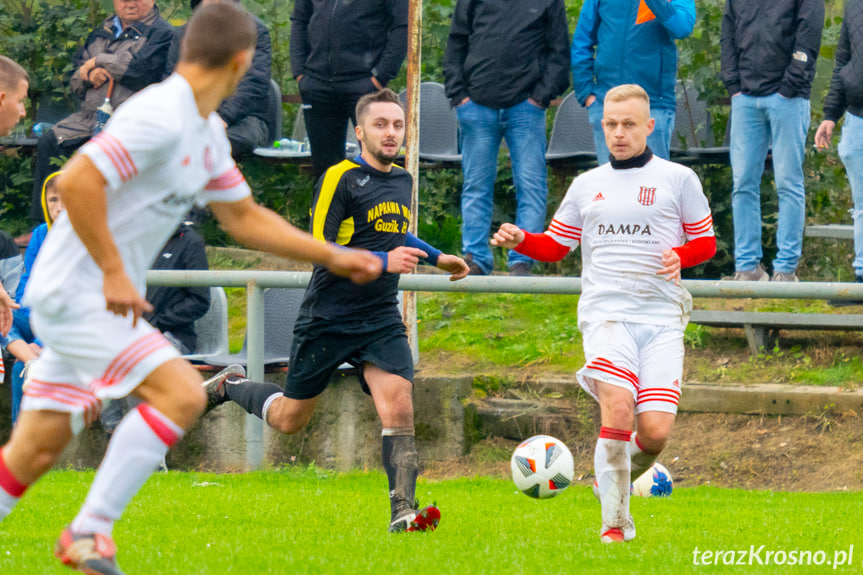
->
[571, 0, 695, 111]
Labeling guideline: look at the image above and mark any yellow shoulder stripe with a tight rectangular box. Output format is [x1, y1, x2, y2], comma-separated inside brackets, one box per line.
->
[312, 159, 359, 242]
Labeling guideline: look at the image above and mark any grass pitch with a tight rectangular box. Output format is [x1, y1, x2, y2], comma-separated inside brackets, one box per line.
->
[1, 467, 861, 574]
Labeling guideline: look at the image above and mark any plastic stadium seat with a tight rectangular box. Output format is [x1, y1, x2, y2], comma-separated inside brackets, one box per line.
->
[399, 82, 462, 164]
[197, 288, 305, 370]
[184, 287, 230, 363]
[545, 92, 597, 170]
[266, 78, 283, 143]
[671, 80, 730, 165]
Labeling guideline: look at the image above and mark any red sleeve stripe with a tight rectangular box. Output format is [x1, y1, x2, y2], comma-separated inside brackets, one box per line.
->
[548, 221, 582, 240]
[683, 216, 713, 234]
[586, 357, 640, 389]
[550, 218, 580, 232]
[91, 133, 137, 182]
[205, 167, 246, 191]
[137, 404, 180, 447]
[599, 427, 632, 442]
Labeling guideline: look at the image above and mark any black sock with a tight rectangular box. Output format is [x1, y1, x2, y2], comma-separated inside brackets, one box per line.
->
[225, 379, 283, 419]
[381, 430, 418, 521]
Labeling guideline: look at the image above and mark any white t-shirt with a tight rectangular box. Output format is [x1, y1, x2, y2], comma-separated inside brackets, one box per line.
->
[24, 74, 250, 314]
[547, 156, 714, 328]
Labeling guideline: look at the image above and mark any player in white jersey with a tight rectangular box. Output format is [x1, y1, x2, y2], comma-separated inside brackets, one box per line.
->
[0, 5, 381, 574]
[493, 84, 716, 544]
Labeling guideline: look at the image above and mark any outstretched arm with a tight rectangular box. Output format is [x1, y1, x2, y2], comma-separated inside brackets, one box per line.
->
[492, 223, 571, 262]
[209, 197, 382, 284]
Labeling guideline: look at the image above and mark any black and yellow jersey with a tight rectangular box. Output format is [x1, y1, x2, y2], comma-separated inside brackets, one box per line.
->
[302, 158, 412, 322]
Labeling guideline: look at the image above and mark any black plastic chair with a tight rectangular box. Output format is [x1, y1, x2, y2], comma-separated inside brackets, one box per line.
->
[199, 288, 304, 370]
[545, 92, 597, 170]
[671, 81, 730, 166]
[265, 79, 283, 143]
[399, 82, 462, 164]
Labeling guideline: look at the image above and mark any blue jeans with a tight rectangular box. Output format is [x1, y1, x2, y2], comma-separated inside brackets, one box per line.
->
[838, 112, 863, 278]
[588, 99, 675, 164]
[457, 99, 549, 273]
[730, 93, 810, 273]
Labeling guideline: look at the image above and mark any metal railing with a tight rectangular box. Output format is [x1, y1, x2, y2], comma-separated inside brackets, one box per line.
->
[147, 270, 863, 468]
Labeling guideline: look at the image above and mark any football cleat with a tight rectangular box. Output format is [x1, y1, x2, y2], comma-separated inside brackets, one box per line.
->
[201, 364, 246, 415]
[54, 528, 124, 575]
[600, 527, 625, 544]
[388, 505, 441, 533]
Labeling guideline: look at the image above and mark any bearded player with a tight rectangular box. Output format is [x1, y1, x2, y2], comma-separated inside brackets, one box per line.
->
[493, 83, 715, 544]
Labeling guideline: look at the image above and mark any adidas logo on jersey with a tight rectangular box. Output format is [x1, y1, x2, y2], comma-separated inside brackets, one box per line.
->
[592, 192, 605, 202]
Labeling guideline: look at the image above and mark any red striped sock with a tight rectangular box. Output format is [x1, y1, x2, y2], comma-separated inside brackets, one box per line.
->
[0, 451, 27, 519]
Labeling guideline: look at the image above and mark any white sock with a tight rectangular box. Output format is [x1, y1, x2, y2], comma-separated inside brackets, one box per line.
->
[630, 432, 659, 481]
[0, 452, 26, 521]
[595, 427, 632, 531]
[71, 404, 183, 535]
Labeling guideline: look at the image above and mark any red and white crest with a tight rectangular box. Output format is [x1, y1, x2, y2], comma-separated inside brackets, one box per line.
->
[637, 186, 657, 206]
[203, 147, 214, 172]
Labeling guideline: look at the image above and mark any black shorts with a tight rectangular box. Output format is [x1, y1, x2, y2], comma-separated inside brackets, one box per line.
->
[284, 316, 414, 400]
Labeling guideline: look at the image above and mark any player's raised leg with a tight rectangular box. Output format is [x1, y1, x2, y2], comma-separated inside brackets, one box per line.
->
[363, 363, 439, 533]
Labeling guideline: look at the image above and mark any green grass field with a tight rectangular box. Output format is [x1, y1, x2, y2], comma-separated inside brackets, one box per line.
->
[2, 468, 861, 574]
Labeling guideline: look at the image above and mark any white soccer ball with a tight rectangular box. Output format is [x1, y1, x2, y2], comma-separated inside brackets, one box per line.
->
[631, 462, 673, 497]
[511, 435, 575, 499]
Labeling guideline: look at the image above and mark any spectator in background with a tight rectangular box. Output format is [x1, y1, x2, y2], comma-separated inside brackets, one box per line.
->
[3, 171, 64, 423]
[291, 0, 408, 183]
[30, 0, 172, 223]
[571, 0, 695, 163]
[720, 0, 824, 282]
[165, 0, 272, 157]
[443, 0, 570, 276]
[815, 0, 863, 299]
[143, 221, 210, 356]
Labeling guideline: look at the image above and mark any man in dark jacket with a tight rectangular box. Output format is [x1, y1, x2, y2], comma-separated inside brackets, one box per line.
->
[292, 0, 408, 182]
[443, 0, 570, 276]
[30, 0, 173, 222]
[720, 0, 824, 282]
[815, 0, 863, 293]
[166, 0, 272, 157]
[144, 222, 210, 355]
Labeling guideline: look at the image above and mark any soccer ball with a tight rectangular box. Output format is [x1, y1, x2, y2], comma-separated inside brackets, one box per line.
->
[631, 462, 673, 497]
[511, 435, 575, 499]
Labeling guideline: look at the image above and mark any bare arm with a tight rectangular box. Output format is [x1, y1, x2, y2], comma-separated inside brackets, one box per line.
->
[209, 197, 382, 284]
[59, 154, 153, 324]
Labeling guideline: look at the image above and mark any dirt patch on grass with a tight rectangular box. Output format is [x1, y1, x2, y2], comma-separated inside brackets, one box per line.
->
[422, 411, 863, 493]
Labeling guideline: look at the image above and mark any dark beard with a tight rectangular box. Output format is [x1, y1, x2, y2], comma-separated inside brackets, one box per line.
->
[369, 146, 398, 166]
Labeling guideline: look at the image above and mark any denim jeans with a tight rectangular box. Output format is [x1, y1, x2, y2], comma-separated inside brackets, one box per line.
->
[838, 112, 863, 278]
[730, 93, 810, 273]
[588, 99, 676, 164]
[457, 99, 548, 273]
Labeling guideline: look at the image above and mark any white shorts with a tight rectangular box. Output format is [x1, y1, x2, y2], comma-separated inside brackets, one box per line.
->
[576, 321, 683, 415]
[21, 298, 180, 433]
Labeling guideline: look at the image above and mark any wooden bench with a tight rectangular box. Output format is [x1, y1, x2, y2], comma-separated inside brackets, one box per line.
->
[689, 310, 863, 355]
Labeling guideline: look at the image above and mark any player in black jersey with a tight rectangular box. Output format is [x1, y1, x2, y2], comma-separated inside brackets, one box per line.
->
[203, 89, 469, 532]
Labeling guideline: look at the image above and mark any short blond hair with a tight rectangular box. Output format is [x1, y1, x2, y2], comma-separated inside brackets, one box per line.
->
[605, 84, 650, 108]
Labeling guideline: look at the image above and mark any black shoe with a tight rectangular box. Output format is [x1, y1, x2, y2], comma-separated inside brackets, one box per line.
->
[388, 504, 441, 533]
[464, 254, 487, 276]
[201, 364, 246, 415]
[509, 262, 532, 276]
[829, 276, 863, 307]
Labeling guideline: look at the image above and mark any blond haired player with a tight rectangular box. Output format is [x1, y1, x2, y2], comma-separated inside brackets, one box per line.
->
[493, 84, 715, 544]
[0, 4, 381, 574]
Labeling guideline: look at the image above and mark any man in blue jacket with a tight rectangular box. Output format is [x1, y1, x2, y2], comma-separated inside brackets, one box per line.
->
[571, 0, 695, 163]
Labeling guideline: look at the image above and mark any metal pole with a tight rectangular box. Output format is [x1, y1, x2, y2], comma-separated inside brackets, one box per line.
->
[403, 0, 422, 363]
[146, 270, 863, 300]
[245, 282, 265, 470]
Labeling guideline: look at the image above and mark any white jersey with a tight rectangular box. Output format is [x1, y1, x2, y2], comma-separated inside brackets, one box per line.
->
[24, 74, 250, 314]
[547, 156, 714, 328]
